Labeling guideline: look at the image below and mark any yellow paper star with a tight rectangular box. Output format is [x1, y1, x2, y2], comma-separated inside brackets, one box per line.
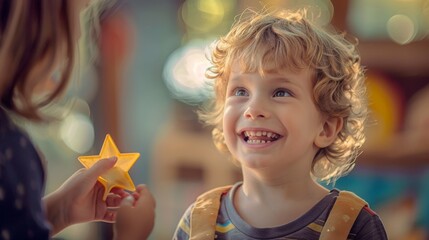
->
[78, 134, 140, 200]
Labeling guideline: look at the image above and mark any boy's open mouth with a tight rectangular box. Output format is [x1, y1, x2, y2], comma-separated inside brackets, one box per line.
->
[241, 130, 282, 144]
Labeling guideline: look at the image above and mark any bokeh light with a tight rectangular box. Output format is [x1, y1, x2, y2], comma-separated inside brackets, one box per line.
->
[251, 0, 334, 26]
[290, 0, 334, 26]
[60, 112, 95, 154]
[387, 14, 416, 44]
[163, 39, 214, 105]
[181, 0, 225, 32]
[420, 1, 429, 38]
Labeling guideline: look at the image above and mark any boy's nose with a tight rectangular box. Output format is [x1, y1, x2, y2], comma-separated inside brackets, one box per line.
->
[243, 105, 270, 119]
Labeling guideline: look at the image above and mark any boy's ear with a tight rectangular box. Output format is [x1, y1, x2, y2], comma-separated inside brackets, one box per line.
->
[315, 117, 343, 148]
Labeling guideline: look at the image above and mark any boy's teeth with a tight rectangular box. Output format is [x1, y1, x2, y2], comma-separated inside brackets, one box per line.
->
[243, 130, 280, 141]
[247, 139, 271, 144]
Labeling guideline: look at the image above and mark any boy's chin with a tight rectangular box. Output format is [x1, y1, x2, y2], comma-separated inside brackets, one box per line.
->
[239, 157, 272, 169]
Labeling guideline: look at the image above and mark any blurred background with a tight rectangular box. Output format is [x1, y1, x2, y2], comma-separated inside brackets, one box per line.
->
[24, 0, 429, 239]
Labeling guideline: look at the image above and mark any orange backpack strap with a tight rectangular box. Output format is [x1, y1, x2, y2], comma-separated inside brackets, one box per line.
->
[320, 190, 368, 240]
[189, 185, 232, 240]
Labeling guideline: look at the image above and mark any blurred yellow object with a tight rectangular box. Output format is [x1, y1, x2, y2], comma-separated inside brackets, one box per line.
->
[78, 134, 140, 200]
[365, 71, 404, 147]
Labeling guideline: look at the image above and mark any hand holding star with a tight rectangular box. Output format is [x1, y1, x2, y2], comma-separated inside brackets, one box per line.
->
[78, 134, 140, 200]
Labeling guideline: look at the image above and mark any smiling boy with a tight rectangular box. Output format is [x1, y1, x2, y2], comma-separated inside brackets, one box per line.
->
[173, 9, 388, 240]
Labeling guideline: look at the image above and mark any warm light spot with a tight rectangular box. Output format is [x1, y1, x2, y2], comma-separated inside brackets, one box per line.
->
[422, 4, 429, 37]
[1, 229, 10, 240]
[163, 40, 213, 105]
[387, 14, 416, 44]
[181, 0, 225, 32]
[275, 0, 333, 26]
[60, 113, 94, 153]
[365, 72, 404, 146]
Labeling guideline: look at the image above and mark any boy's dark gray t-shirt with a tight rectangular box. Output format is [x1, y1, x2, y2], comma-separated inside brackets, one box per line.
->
[173, 182, 388, 240]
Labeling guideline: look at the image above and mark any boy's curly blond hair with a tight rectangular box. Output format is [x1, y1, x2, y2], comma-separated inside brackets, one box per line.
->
[199, 9, 368, 183]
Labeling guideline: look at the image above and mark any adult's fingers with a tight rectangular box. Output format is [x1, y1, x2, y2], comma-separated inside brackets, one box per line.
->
[85, 157, 117, 180]
[110, 187, 128, 198]
[106, 193, 124, 209]
[103, 210, 117, 223]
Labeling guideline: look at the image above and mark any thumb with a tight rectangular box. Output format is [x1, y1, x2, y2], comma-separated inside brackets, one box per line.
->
[120, 195, 135, 208]
[86, 157, 117, 179]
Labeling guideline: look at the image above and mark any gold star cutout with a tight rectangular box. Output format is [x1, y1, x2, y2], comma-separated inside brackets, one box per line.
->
[78, 134, 140, 200]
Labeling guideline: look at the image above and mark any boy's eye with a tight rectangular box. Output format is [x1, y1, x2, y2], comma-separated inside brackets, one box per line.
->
[234, 88, 248, 96]
[273, 89, 291, 97]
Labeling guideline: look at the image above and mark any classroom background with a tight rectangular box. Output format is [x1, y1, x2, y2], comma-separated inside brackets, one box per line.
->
[25, 0, 429, 239]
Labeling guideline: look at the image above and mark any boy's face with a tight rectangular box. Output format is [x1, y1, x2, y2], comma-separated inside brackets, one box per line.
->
[222, 64, 327, 175]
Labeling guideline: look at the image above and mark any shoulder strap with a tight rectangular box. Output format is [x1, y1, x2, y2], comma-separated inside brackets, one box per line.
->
[320, 190, 368, 240]
[189, 185, 232, 240]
